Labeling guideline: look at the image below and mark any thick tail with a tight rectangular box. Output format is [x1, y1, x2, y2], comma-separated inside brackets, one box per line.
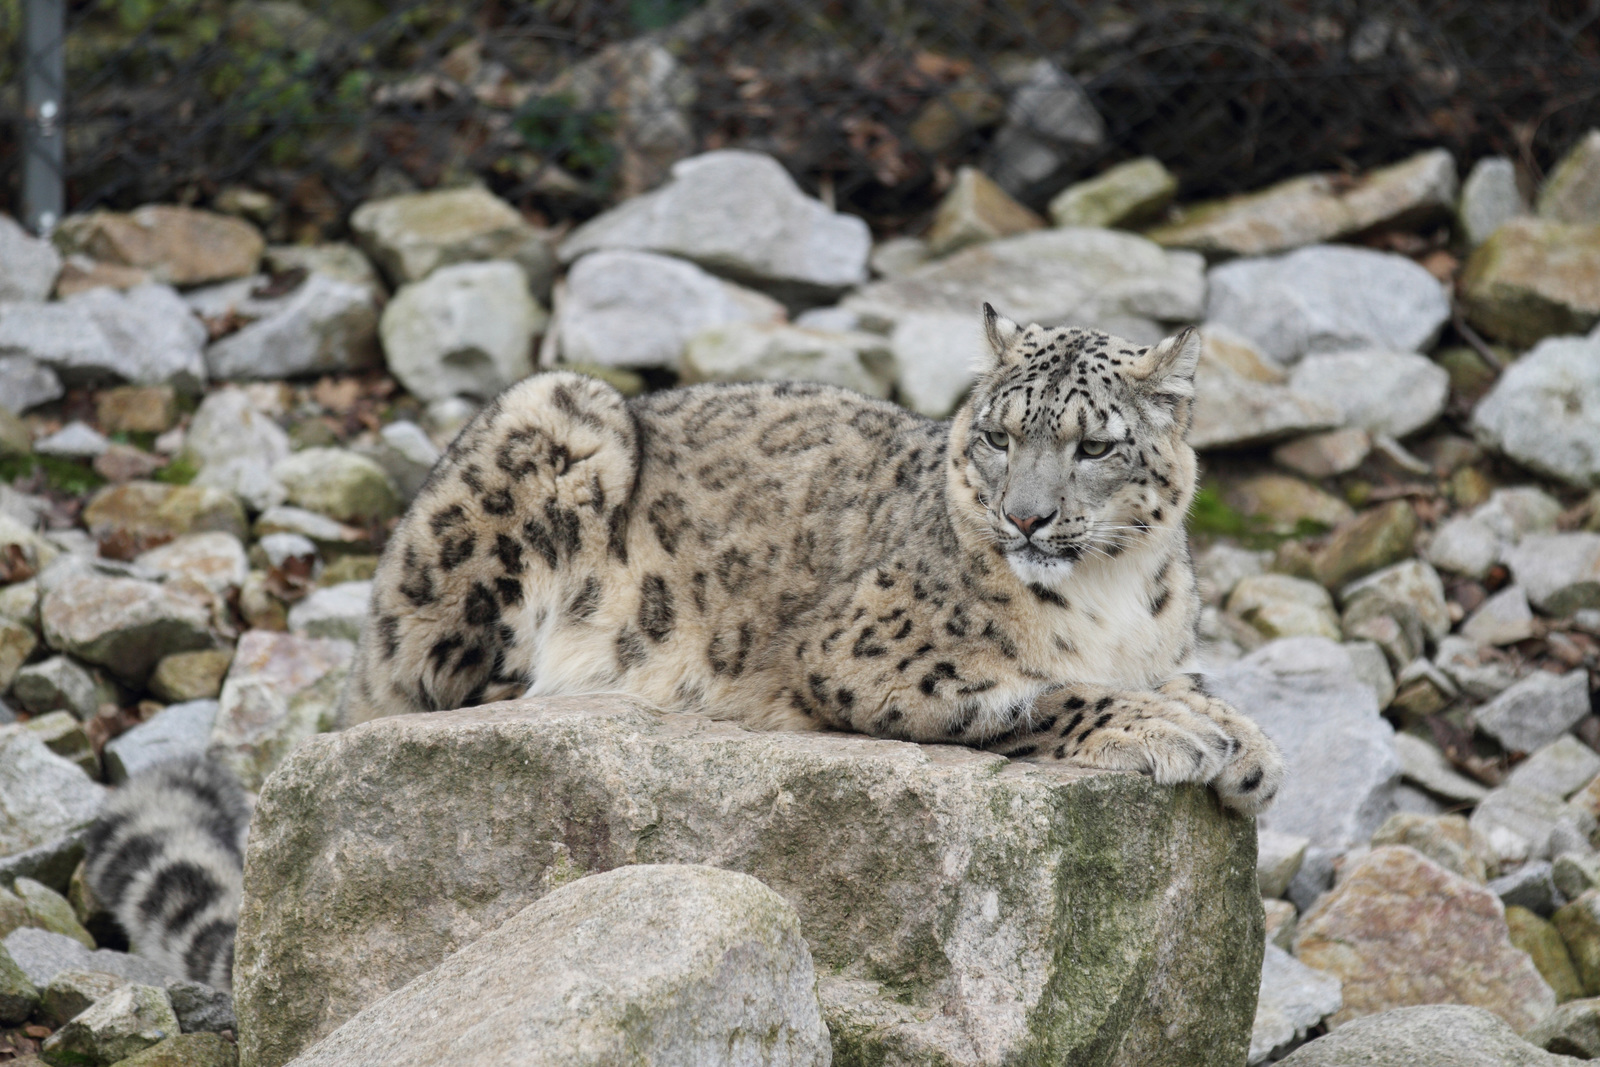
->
[341, 371, 640, 726]
[83, 756, 250, 991]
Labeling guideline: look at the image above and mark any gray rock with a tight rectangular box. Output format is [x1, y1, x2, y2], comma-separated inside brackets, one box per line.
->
[1275, 1004, 1580, 1066]
[1272, 428, 1372, 478]
[1555, 853, 1600, 903]
[555, 249, 783, 371]
[59, 284, 207, 389]
[1205, 245, 1451, 365]
[844, 227, 1205, 417]
[0, 940, 39, 1025]
[193, 457, 287, 513]
[10, 655, 111, 721]
[271, 448, 400, 525]
[1048, 156, 1178, 229]
[236, 696, 1264, 1067]
[1393, 732, 1489, 804]
[1196, 543, 1272, 605]
[1259, 829, 1311, 899]
[40, 571, 214, 684]
[1206, 637, 1401, 911]
[41, 969, 129, 1027]
[281, 865, 831, 1067]
[256, 532, 318, 571]
[1340, 559, 1452, 656]
[1287, 350, 1450, 438]
[0, 826, 88, 893]
[135, 532, 249, 599]
[181, 387, 292, 473]
[1476, 671, 1593, 755]
[350, 186, 556, 295]
[1538, 129, 1600, 225]
[1491, 862, 1563, 919]
[354, 421, 439, 502]
[1427, 515, 1503, 579]
[1149, 149, 1459, 258]
[847, 225, 1205, 338]
[41, 981, 181, 1066]
[0, 213, 61, 301]
[0, 355, 63, 414]
[1505, 533, 1600, 616]
[264, 242, 385, 297]
[286, 582, 371, 642]
[1249, 943, 1344, 1065]
[163, 977, 236, 1034]
[1191, 371, 1343, 451]
[1525, 996, 1600, 1059]
[1507, 736, 1600, 800]
[3, 927, 177, 988]
[379, 261, 546, 403]
[680, 321, 894, 398]
[1472, 786, 1596, 868]
[1346, 641, 1398, 710]
[204, 272, 380, 379]
[1460, 157, 1529, 247]
[925, 166, 1044, 256]
[1473, 332, 1600, 488]
[1458, 218, 1600, 346]
[559, 150, 872, 298]
[0, 731, 105, 857]
[1435, 636, 1520, 701]
[1463, 585, 1538, 646]
[211, 629, 352, 790]
[983, 60, 1105, 199]
[103, 700, 220, 784]
[1228, 574, 1342, 641]
[253, 506, 368, 553]
[35, 421, 111, 460]
[867, 236, 930, 278]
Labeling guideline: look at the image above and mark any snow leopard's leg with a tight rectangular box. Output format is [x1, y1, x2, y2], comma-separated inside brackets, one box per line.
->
[982, 680, 1283, 816]
[341, 372, 639, 725]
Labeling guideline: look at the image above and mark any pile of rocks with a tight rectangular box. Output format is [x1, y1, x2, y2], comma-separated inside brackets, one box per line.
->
[0, 129, 1596, 1065]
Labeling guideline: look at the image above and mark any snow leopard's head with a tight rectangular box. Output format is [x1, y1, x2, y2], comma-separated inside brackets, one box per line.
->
[958, 304, 1199, 588]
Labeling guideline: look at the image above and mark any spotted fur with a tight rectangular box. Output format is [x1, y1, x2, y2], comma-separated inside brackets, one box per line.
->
[82, 756, 250, 990]
[342, 309, 1283, 815]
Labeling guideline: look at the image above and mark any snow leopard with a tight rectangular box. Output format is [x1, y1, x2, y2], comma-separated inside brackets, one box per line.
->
[341, 305, 1284, 815]
[82, 755, 251, 990]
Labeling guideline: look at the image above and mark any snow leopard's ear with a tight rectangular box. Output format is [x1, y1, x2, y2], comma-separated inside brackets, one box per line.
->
[979, 302, 1023, 369]
[1127, 327, 1200, 403]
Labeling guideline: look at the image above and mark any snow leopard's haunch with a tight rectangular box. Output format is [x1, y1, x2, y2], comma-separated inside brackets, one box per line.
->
[83, 756, 249, 990]
[343, 306, 1284, 815]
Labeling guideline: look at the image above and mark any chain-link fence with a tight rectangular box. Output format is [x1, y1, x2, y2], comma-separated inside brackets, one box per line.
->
[3, 0, 1599, 239]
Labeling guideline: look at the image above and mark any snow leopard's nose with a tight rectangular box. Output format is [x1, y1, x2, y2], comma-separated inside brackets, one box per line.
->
[1007, 510, 1056, 538]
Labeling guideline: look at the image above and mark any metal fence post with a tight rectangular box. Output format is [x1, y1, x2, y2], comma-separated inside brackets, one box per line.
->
[22, 0, 65, 236]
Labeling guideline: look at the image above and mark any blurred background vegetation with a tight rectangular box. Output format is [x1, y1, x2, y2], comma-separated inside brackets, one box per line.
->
[2, 0, 1598, 237]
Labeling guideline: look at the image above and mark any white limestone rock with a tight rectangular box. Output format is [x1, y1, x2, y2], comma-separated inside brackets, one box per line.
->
[380, 261, 546, 403]
[1472, 331, 1600, 488]
[1287, 350, 1449, 438]
[560, 150, 871, 297]
[1205, 245, 1451, 364]
[555, 249, 783, 371]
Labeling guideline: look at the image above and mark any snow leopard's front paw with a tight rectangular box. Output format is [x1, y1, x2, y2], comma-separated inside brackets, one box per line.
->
[1158, 676, 1285, 816]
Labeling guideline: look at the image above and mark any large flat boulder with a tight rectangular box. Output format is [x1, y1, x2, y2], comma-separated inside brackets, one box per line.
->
[236, 697, 1263, 1067]
[283, 865, 830, 1067]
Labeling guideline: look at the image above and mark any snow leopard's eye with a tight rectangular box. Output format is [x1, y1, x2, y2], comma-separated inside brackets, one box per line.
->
[1079, 439, 1110, 458]
[983, 429, 1010, 450]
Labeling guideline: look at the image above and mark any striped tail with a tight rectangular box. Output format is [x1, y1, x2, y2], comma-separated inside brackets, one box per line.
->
[83, 757, 250, 991]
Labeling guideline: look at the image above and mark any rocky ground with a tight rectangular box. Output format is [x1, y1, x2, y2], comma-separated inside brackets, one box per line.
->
[0, 130, 1598, 1065]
